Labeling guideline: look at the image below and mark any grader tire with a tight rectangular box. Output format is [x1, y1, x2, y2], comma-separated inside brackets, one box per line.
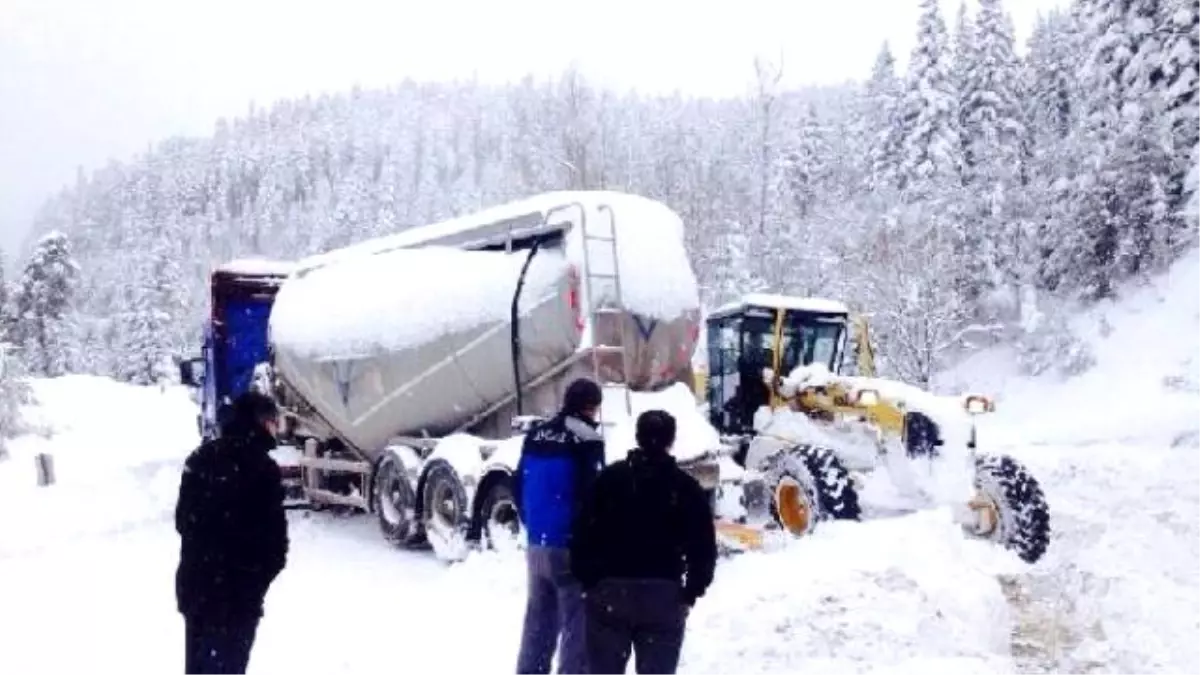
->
[765, 444, 861, 536]
[973, 454, 1051, 564]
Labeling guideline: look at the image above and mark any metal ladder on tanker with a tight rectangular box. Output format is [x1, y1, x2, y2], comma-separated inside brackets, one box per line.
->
[580, 204, 633, 435]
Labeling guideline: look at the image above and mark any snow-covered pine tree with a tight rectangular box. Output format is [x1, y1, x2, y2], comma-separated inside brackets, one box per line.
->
[864, 42, 904, 191]
[954, 1, 979, 178]
[1157, 0, 1198, 251]
[1186, 144, 1200, 221]
[0, 342, 32, 460]
[897, 0, 963, 197]
[0, 248, 9, 339]
[0, 250, 29, 459]
[1066, 0, 1138, 298]
[13, 232, 79, 377]
[961, 0, 1030, 309]
[114, 220, 187, 385]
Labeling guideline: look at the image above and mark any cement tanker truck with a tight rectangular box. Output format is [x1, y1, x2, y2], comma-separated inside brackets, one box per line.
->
[179, 191, 728, 561]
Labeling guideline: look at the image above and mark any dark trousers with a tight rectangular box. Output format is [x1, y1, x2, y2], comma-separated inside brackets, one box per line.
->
[184, 614, 261, 674]
[584, 579, 688, 675]
[516, 546, 588, 674]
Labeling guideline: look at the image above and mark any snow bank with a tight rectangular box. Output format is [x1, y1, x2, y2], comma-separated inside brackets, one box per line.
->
[0, 503, 1019, 673]
[600, 383, 720, 463]
[0, 376, 199, 556]
[477, 384, 720, 471]
[270, 246, 569, 361]
[684, 511, 1018, 672]
[943, 247, 1200, 447]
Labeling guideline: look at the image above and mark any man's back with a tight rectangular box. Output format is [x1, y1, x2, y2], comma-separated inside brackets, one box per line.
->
[571, 448, 717, 604]
[514, 412, 605, 549]
[175, 430, 288, 620]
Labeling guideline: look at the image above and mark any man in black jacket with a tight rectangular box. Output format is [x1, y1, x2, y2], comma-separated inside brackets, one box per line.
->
[570, 410, 717, 675]
[175, 391, 289, 674]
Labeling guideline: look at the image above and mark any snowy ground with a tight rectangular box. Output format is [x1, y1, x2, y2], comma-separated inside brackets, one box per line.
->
[0, 254, 1197, 673]
[0, 379, 1023, 673]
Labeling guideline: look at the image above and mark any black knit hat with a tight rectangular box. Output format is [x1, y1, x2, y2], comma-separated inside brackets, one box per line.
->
[636, 409, 677, 454]
[562, 377, 603, 416]
[229, 391, 280, 428]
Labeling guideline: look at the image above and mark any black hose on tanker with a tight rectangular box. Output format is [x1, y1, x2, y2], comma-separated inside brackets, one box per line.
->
[511, 240, 543, 416]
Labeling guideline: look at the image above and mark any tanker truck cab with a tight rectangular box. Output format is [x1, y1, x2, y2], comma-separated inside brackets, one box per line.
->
[178, 259, 302, 493]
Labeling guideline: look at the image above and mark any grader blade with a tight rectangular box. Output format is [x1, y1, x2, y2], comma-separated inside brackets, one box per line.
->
[715, 520, 765, 551]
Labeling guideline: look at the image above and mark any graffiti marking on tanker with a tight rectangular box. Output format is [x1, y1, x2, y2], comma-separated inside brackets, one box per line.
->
[633, 316, 658, 341]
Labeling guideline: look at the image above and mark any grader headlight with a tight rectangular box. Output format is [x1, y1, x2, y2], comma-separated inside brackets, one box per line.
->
[964, 394, 994, 415]
[855, 388, 881, 407]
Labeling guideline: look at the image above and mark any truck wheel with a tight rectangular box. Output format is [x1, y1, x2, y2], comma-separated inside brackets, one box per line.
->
[765, 444, 861, 537]
[476, 476, 521, 551]
[373, 453, 418, 546]
[969, 454, 1051, 564]
[420, 461, 471, 562]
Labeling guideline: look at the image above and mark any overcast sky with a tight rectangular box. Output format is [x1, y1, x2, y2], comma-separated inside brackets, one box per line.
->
[0, 0, 1066, 257]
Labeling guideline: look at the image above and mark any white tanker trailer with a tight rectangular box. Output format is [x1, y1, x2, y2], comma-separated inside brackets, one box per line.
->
[185, 191, 740, 561]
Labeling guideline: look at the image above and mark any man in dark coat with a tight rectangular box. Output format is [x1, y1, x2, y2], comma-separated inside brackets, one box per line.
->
[175, 391, 289, 674]
[512, 377, 606, 674]
[570, 410, 718, 675]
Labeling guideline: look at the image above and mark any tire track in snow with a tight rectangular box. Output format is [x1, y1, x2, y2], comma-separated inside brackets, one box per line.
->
[995, 439, 1200, 673]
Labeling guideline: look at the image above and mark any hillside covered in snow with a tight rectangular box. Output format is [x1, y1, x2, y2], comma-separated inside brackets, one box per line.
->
[0, 0, 1193, 404]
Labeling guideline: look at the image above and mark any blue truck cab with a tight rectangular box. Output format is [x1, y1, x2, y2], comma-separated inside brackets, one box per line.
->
[178, 260, 294, 442]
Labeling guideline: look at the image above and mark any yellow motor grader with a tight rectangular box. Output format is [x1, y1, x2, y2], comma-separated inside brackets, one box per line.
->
[696, 293, 1051, 564]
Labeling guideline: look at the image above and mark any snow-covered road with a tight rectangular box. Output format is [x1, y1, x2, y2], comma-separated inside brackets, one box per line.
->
[0, 377, 1195, 673]
[0, 496, 1023, 673]
[994, 439, 1200, 674]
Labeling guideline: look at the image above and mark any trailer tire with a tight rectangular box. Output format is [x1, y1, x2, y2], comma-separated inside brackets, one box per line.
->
[373, 453, 419, 546]
[764, 444, 861, 537]
[475, 475, 522, 551]
[420, 460, 471, 562]
[972, 454, 1051, 564]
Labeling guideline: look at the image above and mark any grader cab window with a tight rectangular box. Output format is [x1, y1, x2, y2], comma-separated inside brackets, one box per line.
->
[706, 305, 847, 435]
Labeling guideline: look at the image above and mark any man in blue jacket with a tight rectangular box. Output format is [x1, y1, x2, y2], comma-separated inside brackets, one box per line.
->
[513, 377, 606, 674]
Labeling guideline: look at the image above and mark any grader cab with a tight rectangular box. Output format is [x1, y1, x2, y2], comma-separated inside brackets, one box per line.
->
[704, 294, 854, 436]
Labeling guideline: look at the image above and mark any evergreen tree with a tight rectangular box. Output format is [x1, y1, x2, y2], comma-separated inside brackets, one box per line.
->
[1157, 0, 1198, 247]
[864, 43, 904, 191]
[13, 232, 78, 377]
[897, 0, 963, 196]
[954, 1, 979, 176]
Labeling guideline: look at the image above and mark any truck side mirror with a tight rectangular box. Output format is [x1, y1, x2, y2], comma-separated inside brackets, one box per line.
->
[179, 357, 205, 388]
